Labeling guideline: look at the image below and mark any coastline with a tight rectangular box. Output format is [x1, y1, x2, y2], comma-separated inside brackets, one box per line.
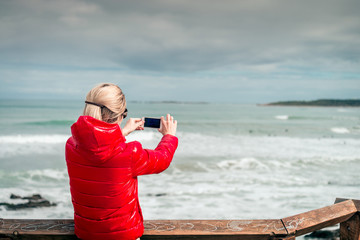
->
[258, 99, 360, 107]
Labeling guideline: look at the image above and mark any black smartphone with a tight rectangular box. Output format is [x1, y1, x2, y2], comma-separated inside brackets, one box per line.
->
[143, 117, 161, 128]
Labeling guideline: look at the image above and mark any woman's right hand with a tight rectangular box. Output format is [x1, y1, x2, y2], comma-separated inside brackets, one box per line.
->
[158, 114, 177, 136]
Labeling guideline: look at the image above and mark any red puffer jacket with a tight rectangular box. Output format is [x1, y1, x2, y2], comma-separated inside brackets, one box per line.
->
[65, 116, 178, 240]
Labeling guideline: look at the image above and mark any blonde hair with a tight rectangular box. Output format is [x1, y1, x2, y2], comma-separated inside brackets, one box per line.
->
[83, 83, 126, 123]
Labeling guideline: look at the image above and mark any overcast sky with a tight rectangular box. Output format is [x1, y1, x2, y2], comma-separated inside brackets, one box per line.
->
[0, 0, 359, 103]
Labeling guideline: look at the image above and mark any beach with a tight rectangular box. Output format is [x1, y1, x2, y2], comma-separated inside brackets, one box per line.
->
[0, 100, 359, 222]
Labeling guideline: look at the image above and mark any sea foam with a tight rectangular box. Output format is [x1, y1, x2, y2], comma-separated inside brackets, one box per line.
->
[331, 127, 350, 134]
[217, 158, 268, 170]
[174, 132, 360, 165]
[0, 134, 69, 158]
[0, 134, 69, 144]
[275, 115, 289, 120]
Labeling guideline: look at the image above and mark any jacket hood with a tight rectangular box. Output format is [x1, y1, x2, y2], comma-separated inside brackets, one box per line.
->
[71, 116, 126, 161]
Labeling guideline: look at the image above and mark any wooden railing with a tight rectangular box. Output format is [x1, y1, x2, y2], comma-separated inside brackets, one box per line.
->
[0, 198, 359, 240]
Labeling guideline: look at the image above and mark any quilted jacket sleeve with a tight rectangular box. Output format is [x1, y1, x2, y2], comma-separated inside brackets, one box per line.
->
[132, 134, 178, 177]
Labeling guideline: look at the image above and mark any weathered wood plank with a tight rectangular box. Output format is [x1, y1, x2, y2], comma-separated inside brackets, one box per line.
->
[0, 236, 76, 240]
[143, 219, 286, 235]
[141, 236, 271, 240]
[0, 219, 75, 235]
[1, 219, 287, 239]
[0, 219, 77, 240]
[335, 198, 360, 211]
[142, 219, 287, 239]
[282, 199, 358, 236]
[340, 213, 360, 240]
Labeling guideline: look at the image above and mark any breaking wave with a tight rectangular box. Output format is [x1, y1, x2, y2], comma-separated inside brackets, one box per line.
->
[331, 127, 350, 134]
[0, 134, 69, 158]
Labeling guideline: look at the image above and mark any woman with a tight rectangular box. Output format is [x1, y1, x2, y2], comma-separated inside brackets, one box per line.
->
[65, 83, 178, 240]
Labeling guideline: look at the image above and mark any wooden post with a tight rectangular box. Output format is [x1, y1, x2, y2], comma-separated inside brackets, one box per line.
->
[340, 213, 360, 240]
[282, 199, 358, 237]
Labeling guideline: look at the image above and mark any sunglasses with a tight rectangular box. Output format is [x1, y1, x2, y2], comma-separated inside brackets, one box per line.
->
[85, 101, 128, 120]
[122, 108, 128, 119]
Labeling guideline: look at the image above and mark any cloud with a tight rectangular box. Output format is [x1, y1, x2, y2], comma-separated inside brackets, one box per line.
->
[0, 0, 359, 101]
[1, 0, 360, 71]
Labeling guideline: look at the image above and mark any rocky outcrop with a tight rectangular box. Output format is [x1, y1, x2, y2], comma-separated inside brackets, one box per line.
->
[0, 194, 57, 210]
[262, 99, 360, 107]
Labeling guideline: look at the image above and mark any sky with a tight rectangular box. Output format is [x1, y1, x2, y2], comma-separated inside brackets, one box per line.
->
[0, 0, 359, 103]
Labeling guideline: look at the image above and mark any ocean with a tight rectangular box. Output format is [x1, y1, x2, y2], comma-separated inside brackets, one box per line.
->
[1, 99, 360, 224]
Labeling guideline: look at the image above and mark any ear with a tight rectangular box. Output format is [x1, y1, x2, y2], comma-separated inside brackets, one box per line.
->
[117, 117, 123, 125]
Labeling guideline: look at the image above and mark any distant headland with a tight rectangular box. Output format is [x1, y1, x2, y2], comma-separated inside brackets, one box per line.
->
[129, 100, 209, 104]
[260, 99, 360, 107]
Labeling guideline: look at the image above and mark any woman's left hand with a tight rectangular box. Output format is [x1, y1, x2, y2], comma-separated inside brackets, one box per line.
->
[122, 118, 144, 136]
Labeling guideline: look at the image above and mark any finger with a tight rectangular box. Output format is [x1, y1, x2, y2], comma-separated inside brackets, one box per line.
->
[166, 113, 170, 121]
[159, 116, 165, 130]
[160, 116, 165, 124]
[135, 119, 144, 124]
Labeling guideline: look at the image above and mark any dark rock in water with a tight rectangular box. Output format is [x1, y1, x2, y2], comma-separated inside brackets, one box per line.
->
[10, 194, 22, 199]
[10, 193, 42, 200]
[0, 193, 57, 210]
[146, 193, 167, 197]
[23, 194, 43, 200]
[155, 193, 167, 197]
[0, 200, 56, 210]
[304, 229, 339, 239]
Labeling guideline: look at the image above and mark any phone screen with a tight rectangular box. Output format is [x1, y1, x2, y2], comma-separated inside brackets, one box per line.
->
[143, 117, 161, 128]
